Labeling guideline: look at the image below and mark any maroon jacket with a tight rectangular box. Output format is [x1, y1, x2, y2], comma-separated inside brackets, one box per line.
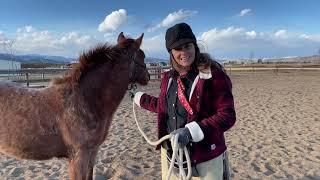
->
[136, 66, 236, 165]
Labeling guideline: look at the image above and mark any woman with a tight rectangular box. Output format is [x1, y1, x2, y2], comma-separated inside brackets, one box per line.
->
[134, 22, 236, 179]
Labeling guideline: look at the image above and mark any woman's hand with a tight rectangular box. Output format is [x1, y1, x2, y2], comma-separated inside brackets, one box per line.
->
[171, 127, 192, 147]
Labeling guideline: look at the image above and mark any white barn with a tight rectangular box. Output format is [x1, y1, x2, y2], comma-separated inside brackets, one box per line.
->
[0, 59, 21, 70]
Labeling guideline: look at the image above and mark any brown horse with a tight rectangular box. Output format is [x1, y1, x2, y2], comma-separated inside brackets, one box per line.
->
[0, 32, 149, 180]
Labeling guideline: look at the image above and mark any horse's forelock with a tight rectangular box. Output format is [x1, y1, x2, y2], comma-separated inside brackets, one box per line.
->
[118, 38, 139, 50]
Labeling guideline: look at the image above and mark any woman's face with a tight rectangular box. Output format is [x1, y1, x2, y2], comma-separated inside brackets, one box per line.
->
[171, 43, 195, 67]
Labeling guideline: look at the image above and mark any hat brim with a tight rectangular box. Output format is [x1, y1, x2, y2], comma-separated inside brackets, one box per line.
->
[168, 38, 195, 50]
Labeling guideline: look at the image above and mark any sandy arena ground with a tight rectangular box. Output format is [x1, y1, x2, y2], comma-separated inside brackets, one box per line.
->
[0, 70, 319, 179]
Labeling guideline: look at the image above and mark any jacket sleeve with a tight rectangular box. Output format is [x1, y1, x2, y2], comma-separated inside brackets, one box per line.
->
[134, 72, 170, 113]
[134, 92, 159, 113]
[198, 70, 236, 138]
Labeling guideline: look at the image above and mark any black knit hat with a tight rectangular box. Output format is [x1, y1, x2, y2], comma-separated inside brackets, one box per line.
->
[165, 23, 196, 51]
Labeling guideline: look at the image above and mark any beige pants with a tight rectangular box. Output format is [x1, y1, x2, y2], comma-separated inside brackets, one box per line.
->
[161, 147, 227, 180]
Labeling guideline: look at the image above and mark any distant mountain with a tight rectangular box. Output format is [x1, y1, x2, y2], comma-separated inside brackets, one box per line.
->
[281, 55, 320, 63]
[2, 53, 319, 65]
[0, 53, 167, 64]
[264, 55, 320, 63]
[0, 53, 75, 64]
[145, 57, 167, 63]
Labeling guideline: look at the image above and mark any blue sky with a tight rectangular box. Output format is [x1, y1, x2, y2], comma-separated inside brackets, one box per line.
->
[0, 0, 320, 59]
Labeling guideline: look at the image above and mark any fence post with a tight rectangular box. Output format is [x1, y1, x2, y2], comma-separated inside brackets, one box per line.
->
[26, 73, 29, 87]
[273, 65, 278, 75]
[158, 67, 162, 79]
[42, 67, 45, 82]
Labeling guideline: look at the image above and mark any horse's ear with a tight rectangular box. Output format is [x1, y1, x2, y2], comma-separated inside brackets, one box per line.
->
[117, 32, 126, 44]
[135, 33, 144, 48]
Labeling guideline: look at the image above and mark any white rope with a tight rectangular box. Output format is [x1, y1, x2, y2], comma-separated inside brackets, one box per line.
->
[132, 101, 192, 180]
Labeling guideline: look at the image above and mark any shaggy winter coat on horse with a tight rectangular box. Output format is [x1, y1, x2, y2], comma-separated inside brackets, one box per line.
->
[0, 32, 149, 180]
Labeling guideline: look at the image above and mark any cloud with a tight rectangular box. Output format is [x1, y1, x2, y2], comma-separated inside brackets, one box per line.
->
[56, 32, 92, 46]
[17, 25, 35, 33]
[0, 31, 13, 47]
[0, 31, 4, 41]
[246, 31, 257, 39]
[15, 26, 56, 51]
[0, 25, 99, 57]
[141, 34, 166, 57]
[300, 34, 311, 39]
[199, 27, 246, 42]
[148, 9, 197, 32]
[238, 9, 251, 17]
[0, 31, 9, 47]
[98, 9, 128, 32]
[274, 29, 288, 38]
[2, 24, 320, 59]
[198, 27, 320, 58]
[103, 32, 114, 38]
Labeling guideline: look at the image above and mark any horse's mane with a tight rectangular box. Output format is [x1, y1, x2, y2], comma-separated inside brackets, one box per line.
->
[51, 37, 138, 89]
[52, 43, 123, 88]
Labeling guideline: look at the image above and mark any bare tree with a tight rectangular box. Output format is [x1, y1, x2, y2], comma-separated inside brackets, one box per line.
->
[2, 39, 16, 56]
[1, 39, 16, 79]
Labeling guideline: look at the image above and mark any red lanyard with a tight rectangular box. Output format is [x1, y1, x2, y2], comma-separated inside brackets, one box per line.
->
[177, 77, 194, 115]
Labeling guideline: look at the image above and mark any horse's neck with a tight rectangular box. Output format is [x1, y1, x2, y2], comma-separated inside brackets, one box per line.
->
[78, 62, 130, 119]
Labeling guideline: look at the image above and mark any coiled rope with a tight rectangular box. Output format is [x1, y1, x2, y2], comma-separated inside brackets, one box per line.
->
[132, 101, 192, 180]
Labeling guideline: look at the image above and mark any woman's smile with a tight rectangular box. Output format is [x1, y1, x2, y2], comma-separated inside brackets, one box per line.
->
[171, 43, 196, 68]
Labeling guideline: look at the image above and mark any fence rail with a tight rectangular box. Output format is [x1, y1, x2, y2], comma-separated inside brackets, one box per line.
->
[0, 65, 319, 87]
[0, 66, 171, 87]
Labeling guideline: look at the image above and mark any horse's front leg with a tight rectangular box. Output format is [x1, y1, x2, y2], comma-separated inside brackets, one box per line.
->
[86, 149, 98, 180]
[68, 148, 91, 180]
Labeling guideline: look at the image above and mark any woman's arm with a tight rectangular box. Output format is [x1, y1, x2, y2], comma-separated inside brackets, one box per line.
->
[198, 70, 236, 137]
[185, 70, 236, 142]
[134, 92, 159, 113]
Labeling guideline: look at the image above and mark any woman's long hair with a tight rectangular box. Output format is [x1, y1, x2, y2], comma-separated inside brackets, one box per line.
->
[170, 43, 224, 77]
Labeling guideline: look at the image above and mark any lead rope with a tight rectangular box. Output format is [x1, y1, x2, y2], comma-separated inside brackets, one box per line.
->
[132, 101, 192, 180]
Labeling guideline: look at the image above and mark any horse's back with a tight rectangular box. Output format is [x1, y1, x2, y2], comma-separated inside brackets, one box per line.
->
[0, 81, 30, 100]
[0, 81, 68, 160]
[0, 81, 42, 113]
